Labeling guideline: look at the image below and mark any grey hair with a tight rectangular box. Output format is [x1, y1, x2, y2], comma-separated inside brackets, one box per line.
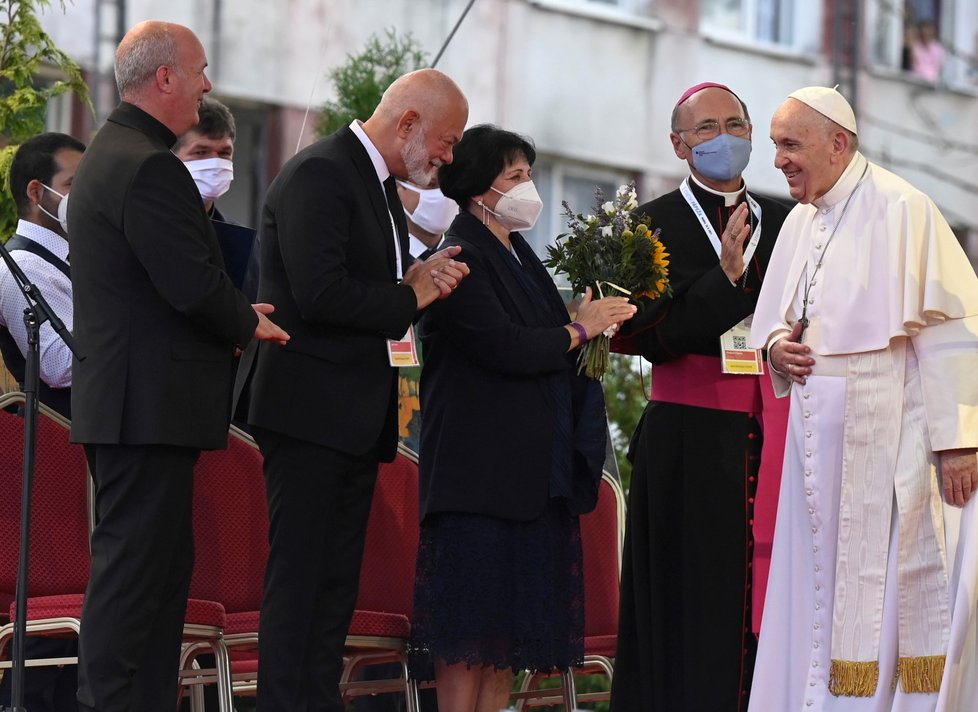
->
[115, 23, 179, 100]
[811, 109, 860, 153]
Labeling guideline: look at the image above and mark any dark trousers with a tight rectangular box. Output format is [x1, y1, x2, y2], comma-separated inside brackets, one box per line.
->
[76, 444, 199, 712]
[253, 428, 379, 712]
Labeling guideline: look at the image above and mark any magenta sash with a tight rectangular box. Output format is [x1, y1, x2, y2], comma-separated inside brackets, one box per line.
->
[650, 354, 787, 633]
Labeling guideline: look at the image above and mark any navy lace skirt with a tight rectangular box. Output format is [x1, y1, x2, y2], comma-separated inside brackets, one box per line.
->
[408, 500, 584, 679]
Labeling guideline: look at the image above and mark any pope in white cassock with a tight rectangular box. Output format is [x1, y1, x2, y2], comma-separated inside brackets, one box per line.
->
[748, 86, 978, 712]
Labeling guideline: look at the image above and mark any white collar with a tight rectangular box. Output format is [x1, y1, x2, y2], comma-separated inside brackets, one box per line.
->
[14, 219, 69, 261]
[813, 152, 868, 211]
[348, 120, 390, 184]
[689, 173, 746, 207]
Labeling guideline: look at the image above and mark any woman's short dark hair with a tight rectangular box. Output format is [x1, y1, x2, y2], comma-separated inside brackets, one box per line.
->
[437, 124, 536, 207]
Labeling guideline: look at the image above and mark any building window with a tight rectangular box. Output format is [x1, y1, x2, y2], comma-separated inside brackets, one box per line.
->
[521, 160, 631, 263]
[700, 0, 820, 53]
[870, 0, 978, 86]
[536, 0, 655, 17]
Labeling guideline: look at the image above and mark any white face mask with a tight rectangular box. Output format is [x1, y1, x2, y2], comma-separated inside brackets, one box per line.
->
[39, 183, 70, 234]
[184, 157, 234, 201]
[482, 180, 544, 231]
[397, 181, 458, 235]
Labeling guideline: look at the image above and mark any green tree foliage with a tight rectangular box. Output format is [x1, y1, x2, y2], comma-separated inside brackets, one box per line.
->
[0, 0, 91, 240]
[602, 353, 649, 492]
[316, 28, 427, 138]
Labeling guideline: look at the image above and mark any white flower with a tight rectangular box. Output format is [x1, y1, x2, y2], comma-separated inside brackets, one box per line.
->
[586, 214, 598, 225]
[602, 201, 615, 216]
[600, 225, 613, 237]
[624, 196, 638, 211]
[617, 184, 630, 196]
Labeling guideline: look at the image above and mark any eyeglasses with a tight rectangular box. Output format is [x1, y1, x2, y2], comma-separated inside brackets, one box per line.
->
[676, 118, 751, 140]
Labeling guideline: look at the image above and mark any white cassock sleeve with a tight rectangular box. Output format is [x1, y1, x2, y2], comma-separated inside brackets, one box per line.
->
[914, 314, 978, 451]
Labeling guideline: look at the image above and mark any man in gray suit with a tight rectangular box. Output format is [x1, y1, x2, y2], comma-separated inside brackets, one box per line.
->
[67, 20, 288, 712]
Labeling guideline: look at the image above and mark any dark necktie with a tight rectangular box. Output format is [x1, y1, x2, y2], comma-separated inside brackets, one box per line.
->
[383, 176, 405, 243]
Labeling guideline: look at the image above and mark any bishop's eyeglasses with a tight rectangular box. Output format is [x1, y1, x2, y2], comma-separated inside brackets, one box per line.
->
[676, 118, 751, 140]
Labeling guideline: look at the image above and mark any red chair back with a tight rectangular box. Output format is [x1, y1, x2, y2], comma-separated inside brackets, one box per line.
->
[354, 447, 420, 616]
[0, 394, 91, 615]
[580, 474, 624, 649]
[188, 427, 268, 615]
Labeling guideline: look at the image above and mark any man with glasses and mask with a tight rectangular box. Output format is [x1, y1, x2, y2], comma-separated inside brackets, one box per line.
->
[611, 82, 791, 712]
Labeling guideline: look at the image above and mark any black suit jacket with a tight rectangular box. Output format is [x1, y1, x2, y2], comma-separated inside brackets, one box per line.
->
[234, 126, 417, 460]
[418, 212, 604, 522]
[68, 103, 258, 449]
[616, 181, 790, 362]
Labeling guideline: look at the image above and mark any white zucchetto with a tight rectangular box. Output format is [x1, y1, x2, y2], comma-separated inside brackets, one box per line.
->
[787, 86, 858, 135]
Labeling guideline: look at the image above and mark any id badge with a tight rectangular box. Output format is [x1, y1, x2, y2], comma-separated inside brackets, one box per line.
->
[387, 323, 420, 368]
[720, 317, 763, 375]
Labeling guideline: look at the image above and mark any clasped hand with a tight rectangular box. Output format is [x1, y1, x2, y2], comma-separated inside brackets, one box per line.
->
[575, 287, 638, 339]
[402, 245, 471, 310]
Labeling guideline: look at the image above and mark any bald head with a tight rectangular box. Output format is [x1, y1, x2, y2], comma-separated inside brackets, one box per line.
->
[374, 69, 467, 126]
[362, 68, 468, 186]
[114, 21, 212, 136]
[117, 21, 182, 99]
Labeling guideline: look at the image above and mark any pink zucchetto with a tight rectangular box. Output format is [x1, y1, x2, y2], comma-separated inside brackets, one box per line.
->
[674, 82, 740, 109]
[787, 86, 858, 134]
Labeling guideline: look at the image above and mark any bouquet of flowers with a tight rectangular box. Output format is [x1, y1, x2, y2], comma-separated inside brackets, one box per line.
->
[545, 182, 670, 379]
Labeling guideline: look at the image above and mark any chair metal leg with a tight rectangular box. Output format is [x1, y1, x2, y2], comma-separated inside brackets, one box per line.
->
[212, 638, 235, 712]
[560, 669, 578, 710]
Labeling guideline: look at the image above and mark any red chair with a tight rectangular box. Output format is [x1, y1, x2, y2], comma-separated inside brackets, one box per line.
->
[0, 391, 90, 674]
[511, 471, 626, 709]
[183, 436, 424, 710]
[180, 424, 268, 705]
[0, 391, 233, 711]
[339, 444, 422, 710]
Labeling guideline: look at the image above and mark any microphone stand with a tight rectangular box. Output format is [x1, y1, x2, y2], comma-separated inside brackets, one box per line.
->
[0, 239, 83, 712]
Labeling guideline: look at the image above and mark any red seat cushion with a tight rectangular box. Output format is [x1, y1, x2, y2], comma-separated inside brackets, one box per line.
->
[184, 598, 226, 629]
[9, 593, 85, 621]
[347, 609, 410, 639]
[584, 634, 618, 658]
[225, 610, 260, 636]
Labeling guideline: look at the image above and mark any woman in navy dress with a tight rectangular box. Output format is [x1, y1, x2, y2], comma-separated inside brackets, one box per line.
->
[408, 124, 636, 711]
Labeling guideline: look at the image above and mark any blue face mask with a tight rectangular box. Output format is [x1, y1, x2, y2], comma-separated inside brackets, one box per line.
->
[689, 133, 752, 182]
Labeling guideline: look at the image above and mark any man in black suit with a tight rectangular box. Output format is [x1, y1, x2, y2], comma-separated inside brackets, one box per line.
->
[67, 20, 288, 712]
[234, 68, 469, 711]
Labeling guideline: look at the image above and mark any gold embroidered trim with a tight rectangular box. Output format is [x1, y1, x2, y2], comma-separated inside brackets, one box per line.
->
[829, 659, 879, 697]
[898, 655, 945, 693]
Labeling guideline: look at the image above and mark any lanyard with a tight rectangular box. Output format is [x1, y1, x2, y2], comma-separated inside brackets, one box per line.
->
[798, 162, 870, 331]
[680, 178, 763, 269]
[388, 208, 403, 280]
